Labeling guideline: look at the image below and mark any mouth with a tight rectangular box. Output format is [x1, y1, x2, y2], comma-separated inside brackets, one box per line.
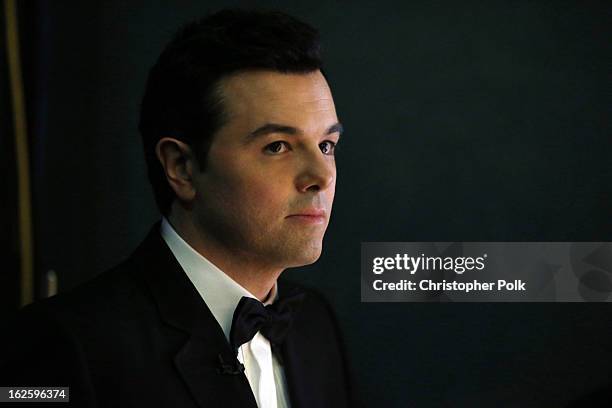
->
[286, 209, 327, 225]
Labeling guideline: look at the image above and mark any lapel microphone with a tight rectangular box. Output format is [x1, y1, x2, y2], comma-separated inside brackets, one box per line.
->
[216, 353, 245, 375]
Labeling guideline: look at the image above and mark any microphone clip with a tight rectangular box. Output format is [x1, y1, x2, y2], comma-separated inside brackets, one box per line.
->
[216, 353, 245, 375]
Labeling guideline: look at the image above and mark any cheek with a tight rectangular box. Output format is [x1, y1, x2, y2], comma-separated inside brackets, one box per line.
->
[326, 177, 336, 206]
[249, 182, 291, 216]
[216, 170, 290, 220]
[203, 147, 295, 221]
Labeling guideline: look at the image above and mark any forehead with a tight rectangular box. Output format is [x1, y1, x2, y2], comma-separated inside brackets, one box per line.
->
[217, 70, 337, 130]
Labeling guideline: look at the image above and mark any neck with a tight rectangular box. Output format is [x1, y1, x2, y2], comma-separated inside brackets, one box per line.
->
[167, 208, 282, 301]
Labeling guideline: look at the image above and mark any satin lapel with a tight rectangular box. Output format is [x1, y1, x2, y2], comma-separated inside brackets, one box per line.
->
[277, 280, 315, 408]
[281, 331, 308, 408]
[130, 224, 257, 408]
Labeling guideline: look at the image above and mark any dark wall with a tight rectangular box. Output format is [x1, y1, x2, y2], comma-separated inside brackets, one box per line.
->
[24, 1, 611, 407]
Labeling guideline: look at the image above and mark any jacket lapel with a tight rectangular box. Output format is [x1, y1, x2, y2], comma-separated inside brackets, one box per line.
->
[278, 279, 352, 408]
[277, 280, 316, 408]
[130, 224, 257, 408]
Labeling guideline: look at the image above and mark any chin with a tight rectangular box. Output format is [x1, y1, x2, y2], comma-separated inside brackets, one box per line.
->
[288, 243, 323, 267]
[266, 234, 325, 268]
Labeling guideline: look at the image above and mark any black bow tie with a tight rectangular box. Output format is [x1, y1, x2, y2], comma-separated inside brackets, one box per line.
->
[229, 289, 305, 358]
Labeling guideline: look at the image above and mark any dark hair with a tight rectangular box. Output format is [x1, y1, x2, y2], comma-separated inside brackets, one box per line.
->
[139, 9, 323, 215]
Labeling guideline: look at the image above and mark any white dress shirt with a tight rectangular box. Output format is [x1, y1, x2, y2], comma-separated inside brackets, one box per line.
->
[160, 218, 291, 408]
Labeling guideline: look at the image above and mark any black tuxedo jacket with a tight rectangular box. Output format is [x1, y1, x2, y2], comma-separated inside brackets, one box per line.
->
[1, 225, 358, 407]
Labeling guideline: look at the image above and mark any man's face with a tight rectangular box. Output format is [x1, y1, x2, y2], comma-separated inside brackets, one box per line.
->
[191, 70, 339, 269]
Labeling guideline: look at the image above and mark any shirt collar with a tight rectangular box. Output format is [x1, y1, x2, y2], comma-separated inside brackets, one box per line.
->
[160, 217, 277, 342]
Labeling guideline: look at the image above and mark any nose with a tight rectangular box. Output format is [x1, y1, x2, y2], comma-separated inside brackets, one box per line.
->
[295, 149, 335, 193]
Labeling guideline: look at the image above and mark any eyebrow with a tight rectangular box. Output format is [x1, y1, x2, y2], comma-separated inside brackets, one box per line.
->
[246, 122, 344, 140]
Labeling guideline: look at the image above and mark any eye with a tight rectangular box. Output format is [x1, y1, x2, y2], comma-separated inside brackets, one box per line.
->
[319, 141, 337, 155]
[264, 141, 290, 154]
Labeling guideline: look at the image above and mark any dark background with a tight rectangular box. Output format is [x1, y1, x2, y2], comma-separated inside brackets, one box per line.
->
[8, 1, 612, 407]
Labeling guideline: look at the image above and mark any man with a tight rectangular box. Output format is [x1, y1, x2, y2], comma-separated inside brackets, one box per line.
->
[1, 10, 356, 408]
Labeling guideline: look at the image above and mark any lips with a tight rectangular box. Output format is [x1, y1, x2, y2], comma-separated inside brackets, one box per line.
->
[288, 209, 326, 217]
[286, 209, 327, 224]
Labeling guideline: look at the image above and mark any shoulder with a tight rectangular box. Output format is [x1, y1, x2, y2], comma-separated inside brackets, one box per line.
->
[16, 223, 168, 332]
[4, 254, 158, 367]
[22, 257, 151, 325]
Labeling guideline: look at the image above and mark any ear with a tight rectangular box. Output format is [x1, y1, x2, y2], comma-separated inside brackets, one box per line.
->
[155, 137, 197, 203]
